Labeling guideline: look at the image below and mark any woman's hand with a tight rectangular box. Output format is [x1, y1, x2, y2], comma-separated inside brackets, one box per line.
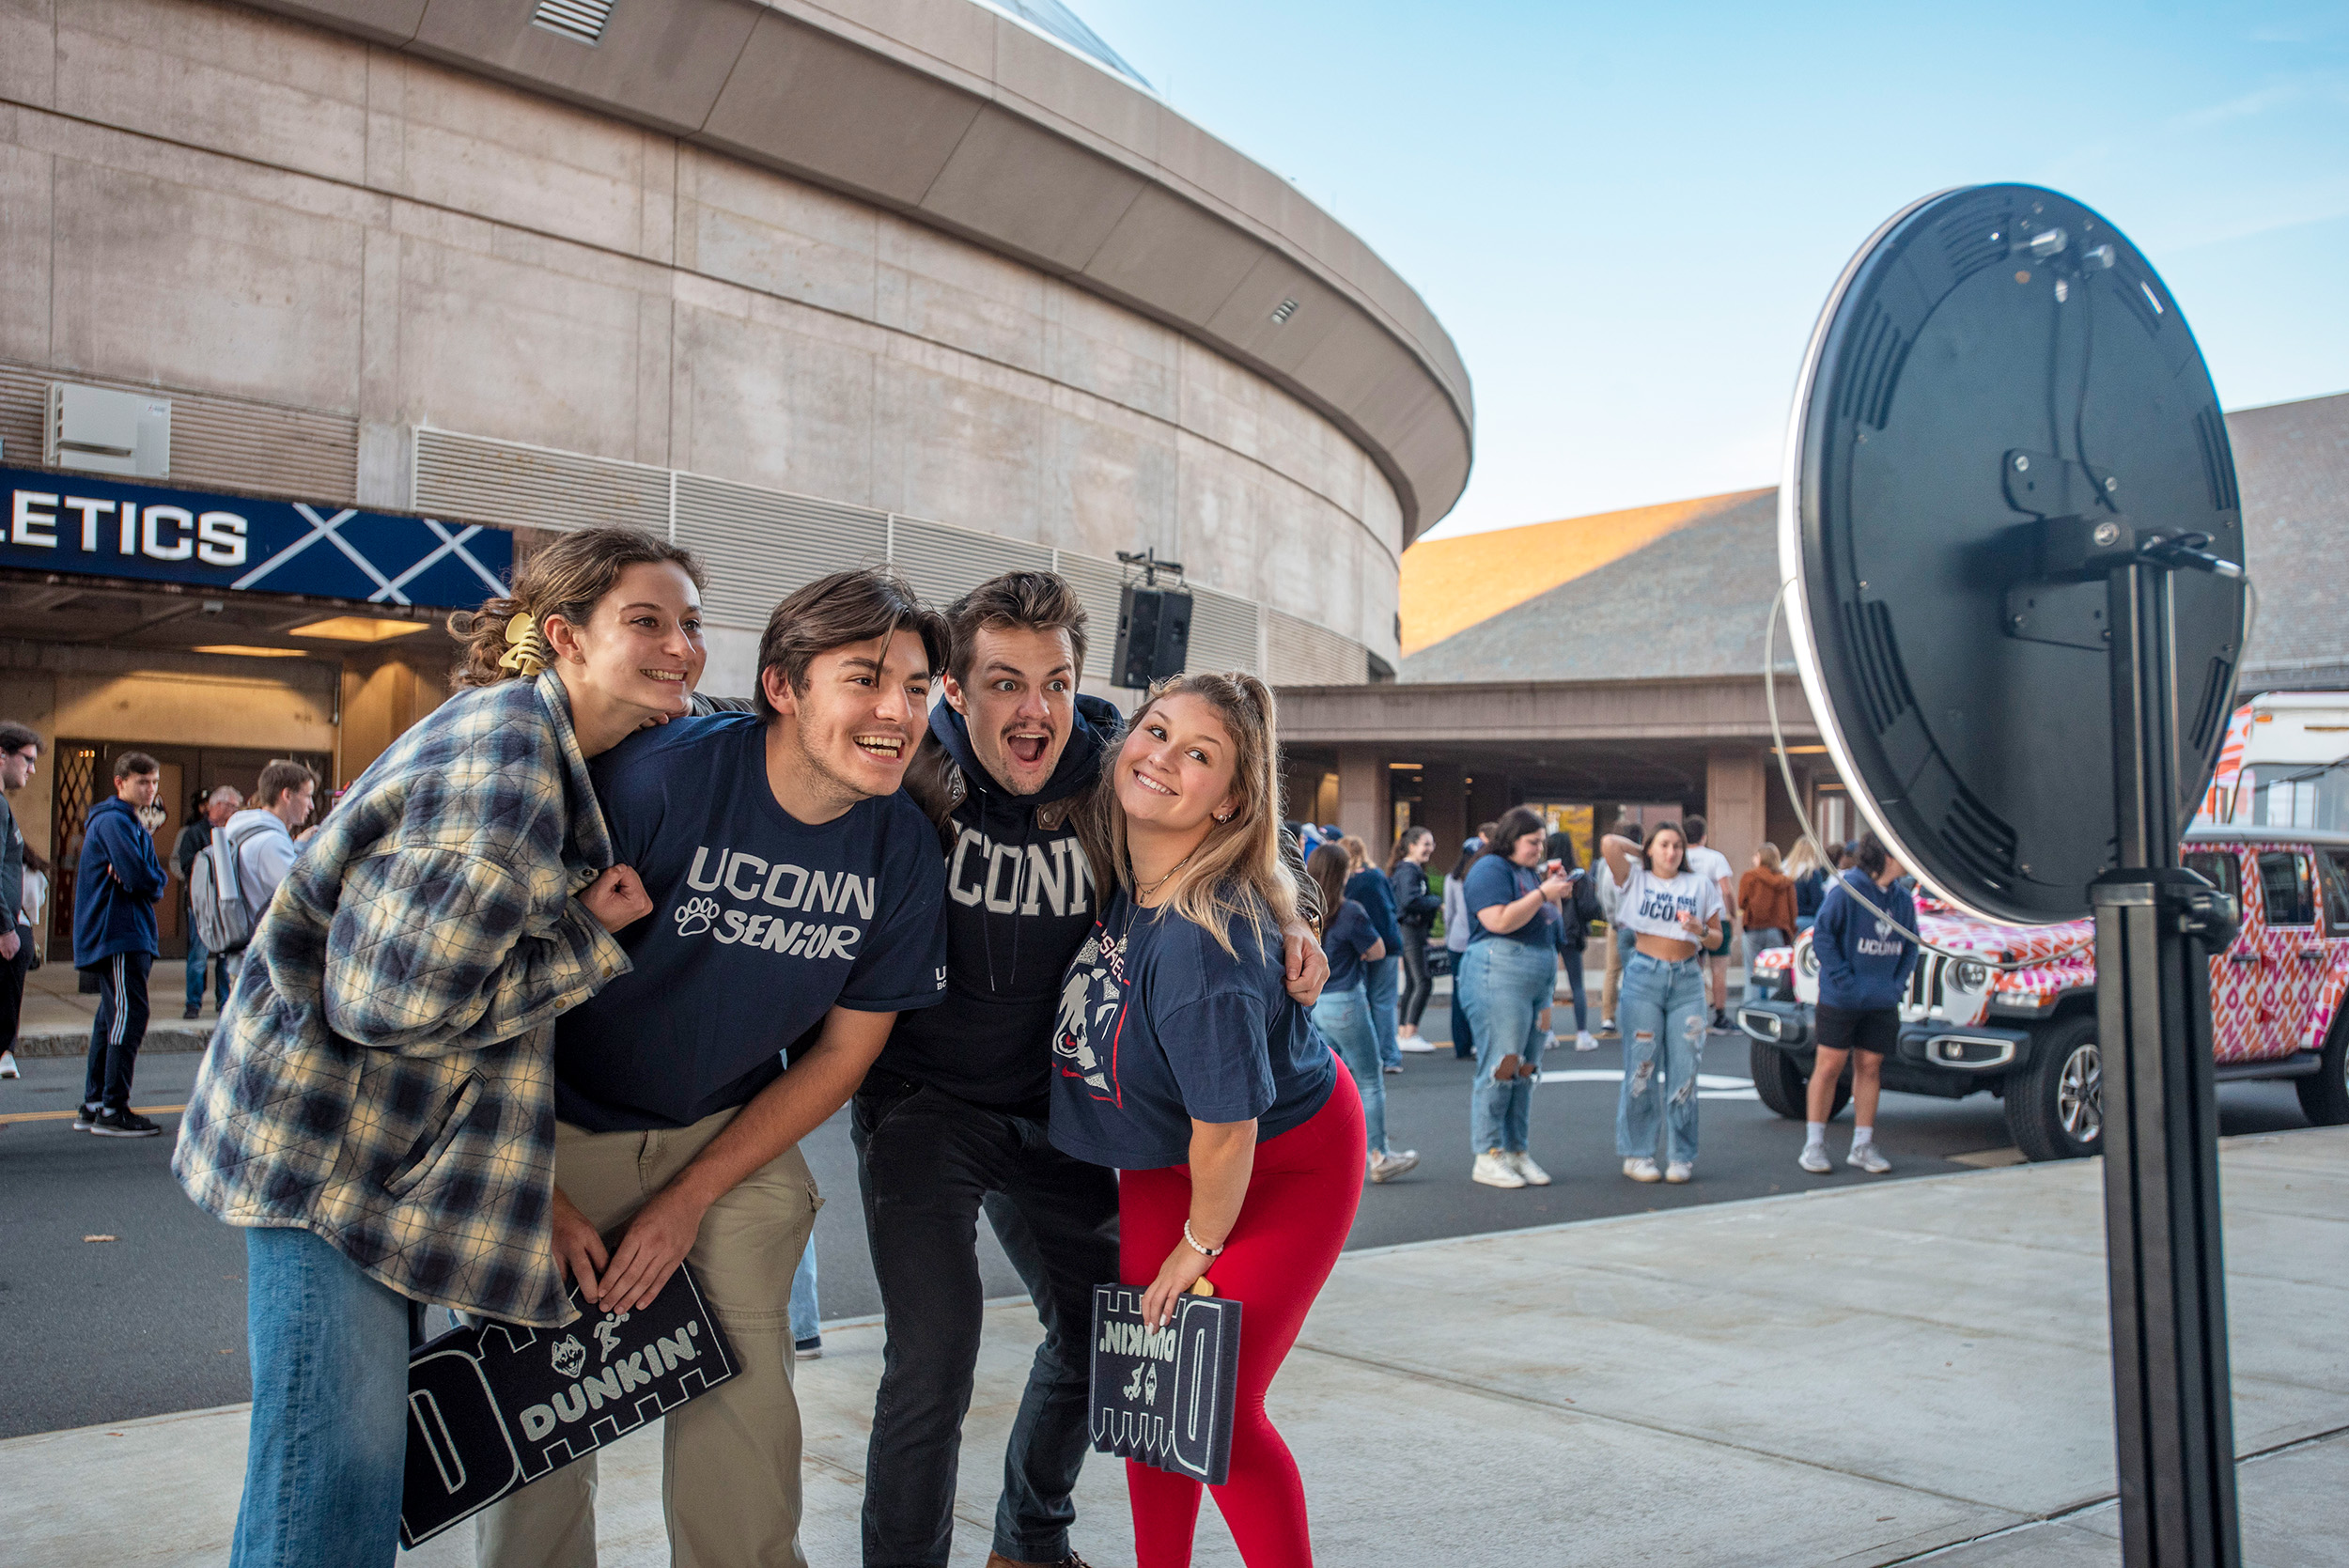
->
[582, 863, 655, 932]
[1142, 1237, 1217, 1328]
[1281, 919, 1329, 1007]
[1677, 908, 1704, 937]
[551, 1187, 609, 1303]
[1538, 868, 1574, 901]
[599, 1184, 712, 1311]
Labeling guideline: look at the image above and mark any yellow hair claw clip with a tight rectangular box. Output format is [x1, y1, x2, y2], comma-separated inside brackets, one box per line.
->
[498, 612, 550, 678]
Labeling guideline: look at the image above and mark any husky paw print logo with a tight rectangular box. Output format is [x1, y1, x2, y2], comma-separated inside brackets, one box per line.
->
[675, 897, 721, 938]
[550, 1333, 587, 1380]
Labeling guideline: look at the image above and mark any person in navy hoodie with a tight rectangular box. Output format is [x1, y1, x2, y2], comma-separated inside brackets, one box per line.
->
[1800, 831, 1918, 1176]
[72, 751, 169, 1137]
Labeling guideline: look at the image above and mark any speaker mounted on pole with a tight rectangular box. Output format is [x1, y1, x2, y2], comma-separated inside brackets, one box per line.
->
[1112, 549, 1192, 690]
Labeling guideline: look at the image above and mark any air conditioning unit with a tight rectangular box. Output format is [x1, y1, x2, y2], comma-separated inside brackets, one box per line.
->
[45, 383, 171, 477]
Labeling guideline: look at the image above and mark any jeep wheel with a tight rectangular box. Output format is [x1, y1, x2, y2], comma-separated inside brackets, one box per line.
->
[2007, 1016, 2102, 1161]
[2295, 1016, 2349, 1126]
[1750, 1038, 1850, 1121]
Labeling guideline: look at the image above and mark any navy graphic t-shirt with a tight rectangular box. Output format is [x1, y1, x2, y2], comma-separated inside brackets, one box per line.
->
[1322, 899, 1378, 992]
[1048, 888, 1336, 1171]
[556, 713, 949, 1131]
[1461, 854, 1558, 948]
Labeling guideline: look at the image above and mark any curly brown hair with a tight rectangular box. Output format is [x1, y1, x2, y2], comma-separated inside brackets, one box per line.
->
[449, 528, 705, 690]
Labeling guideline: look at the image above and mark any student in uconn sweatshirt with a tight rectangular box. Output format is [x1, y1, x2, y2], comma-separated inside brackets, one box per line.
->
[1801, 831, 1919, 1176]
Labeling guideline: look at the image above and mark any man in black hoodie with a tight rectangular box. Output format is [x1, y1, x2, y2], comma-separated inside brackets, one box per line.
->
[858, 571, 1326, 1568]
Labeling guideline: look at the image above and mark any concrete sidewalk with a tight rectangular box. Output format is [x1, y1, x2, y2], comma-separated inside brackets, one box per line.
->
[9, 957, 215, 1057]
[6, 1129, 2343, 1566]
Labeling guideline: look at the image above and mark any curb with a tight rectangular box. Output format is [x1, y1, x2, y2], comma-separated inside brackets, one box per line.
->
[10, 1025, 214, 1058]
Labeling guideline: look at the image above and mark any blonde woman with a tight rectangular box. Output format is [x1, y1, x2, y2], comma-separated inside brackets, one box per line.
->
[1051, 674, 1362, 1568]
[175, 528, 698, 1567]
[1785, 834, 1831, 933]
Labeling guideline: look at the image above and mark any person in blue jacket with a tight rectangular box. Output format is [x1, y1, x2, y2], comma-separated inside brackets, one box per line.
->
[1343, 834, 1408, 1073]
[72, 751, 169, 1137]
[1801, 831, 1918, 1176]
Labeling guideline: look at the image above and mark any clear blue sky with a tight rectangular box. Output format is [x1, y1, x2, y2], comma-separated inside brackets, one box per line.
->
[1074, 1, 2349, 539]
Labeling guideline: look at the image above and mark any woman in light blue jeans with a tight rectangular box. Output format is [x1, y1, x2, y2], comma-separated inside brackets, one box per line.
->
[1599, 818, 1724, 1185]
[1308, 845, 1419, 1181]
[1455, 807, 1576, 1188]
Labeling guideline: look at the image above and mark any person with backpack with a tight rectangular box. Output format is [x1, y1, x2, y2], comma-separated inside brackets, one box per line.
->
[72, 752, 170, 1137]
[173, 787, 240, 1017]
[189, 763, 319, 993]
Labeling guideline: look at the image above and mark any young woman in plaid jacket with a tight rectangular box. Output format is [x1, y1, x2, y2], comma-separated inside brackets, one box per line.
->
[174, 527, 705, 1568]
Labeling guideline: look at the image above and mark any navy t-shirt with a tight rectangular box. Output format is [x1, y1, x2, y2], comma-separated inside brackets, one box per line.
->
[1048, 888, 1336, 1171]
[1462, 855, 1557, 948]
[556, 713, 949, 1131]
[1323, 899, 1378, 992]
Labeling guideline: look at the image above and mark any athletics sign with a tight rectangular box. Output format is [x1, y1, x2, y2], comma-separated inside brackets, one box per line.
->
[399, 1266, 737, 1546]
[1088, 1285, 1241, 1486]
[2, 465, 511, 610]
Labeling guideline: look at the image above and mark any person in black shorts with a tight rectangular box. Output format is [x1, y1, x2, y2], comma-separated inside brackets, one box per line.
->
[1801, 833, 1916, 1174]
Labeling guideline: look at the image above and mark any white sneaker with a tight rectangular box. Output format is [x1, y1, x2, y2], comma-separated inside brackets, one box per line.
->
[0, 1048, 17, 1079]
[1398, 1034, 1439, 1053]
[1598, 1017, 1616, 1034]
[1623, 1157, 1661, 1184]
[1369, 1148, 1421, 1183]
[1574, 1032, 1599, 1052]
[1847, 1142, 1891, 1174]
[1473, 1150, 1527, 1188]
[1664, 1161, 1694, 1185]
[1799, 1142, 1832, 1174]
[1508, 1151, 1553, 1187]
[1382, 1063, 1404, 1076]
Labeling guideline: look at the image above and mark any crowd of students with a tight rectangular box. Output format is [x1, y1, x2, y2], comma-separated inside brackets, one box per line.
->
[1383, 813, 1919, 1189]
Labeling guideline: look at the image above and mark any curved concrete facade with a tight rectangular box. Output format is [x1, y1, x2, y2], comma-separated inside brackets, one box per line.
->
[0, 0, 1470, 677]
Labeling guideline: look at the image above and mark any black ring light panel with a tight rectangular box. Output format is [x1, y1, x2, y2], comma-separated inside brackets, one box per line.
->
[1782, 184, 2247, 924]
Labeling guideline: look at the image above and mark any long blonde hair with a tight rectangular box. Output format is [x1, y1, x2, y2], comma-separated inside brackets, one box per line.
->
[1784, 835, 1827, 880]
[1101, 671, 1300, 957]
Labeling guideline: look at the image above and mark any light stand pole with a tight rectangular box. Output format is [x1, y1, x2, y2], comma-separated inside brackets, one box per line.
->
[2092, 542, 2244, 1568]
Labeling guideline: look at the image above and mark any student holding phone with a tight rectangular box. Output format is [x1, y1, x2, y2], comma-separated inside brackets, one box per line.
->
[1457, 808, 1574, 1189]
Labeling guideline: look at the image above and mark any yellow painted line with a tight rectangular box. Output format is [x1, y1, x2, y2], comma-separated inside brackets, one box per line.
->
[0, 1103, 186, 1125]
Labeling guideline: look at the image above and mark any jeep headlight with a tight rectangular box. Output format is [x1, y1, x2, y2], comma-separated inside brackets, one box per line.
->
[1952, 959, 1990, 992]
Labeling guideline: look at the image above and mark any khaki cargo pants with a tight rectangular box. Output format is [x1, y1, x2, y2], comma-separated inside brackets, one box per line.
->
[476, 1107, 820, 1568]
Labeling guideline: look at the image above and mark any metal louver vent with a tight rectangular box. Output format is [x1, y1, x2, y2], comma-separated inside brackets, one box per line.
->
[1263, 607, 1363, 686]
[1184, 586, 1261, 677]
[531, 0, 615, 45]
[674, 474, 886, 629]
[1051, 551, 1129, 681]
[413, 428, 667, 536]
[889, 515, 1052, 609]
[0, 361, 356, 500]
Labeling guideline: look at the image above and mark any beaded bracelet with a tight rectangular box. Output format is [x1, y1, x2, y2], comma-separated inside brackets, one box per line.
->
[1182, 1219, 1224, 1258]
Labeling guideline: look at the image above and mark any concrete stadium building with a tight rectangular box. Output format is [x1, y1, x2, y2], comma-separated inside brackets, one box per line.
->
[0, 0, 1470, 957]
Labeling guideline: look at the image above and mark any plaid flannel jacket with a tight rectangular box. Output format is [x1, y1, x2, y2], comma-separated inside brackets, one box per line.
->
[174, 672, 630, 1327]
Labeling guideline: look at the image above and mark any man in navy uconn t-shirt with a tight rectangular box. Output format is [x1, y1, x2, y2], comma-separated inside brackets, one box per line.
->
[477, 568, 949, 1568]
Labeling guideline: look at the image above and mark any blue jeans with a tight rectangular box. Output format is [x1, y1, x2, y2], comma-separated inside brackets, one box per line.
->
[790, 1236, 820, 1343]
[1617, 952, 1707, 1164]
[1312, 983, 1388, 1157]
[185, 931, 232, 1011]
[1459, 939, 1552, 1155]
[1742, 927, 1787, 1001]
[1559, 946, 1588, 1032]
[233, 1227, 412, 1568]
[1447, 948, 1474, 1059]
[1364, 954, 1401, 1068]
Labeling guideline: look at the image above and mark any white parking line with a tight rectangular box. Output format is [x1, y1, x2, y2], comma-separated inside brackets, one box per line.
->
[1532, 1069, 1760, 1100]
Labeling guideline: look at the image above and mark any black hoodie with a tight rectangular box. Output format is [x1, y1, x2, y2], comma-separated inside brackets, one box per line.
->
[874, 692, 1118, 1108]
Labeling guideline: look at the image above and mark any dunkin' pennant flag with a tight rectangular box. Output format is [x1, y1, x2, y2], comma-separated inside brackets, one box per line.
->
[1088, 1284, 1242, 1486]
[399, 1265, 737, 1546]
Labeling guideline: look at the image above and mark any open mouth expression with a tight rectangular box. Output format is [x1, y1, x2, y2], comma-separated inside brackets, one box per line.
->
[852, 733, 907, 763]
[1004, 725, 1055, 770]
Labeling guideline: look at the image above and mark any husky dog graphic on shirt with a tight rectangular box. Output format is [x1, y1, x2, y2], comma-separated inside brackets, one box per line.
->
[1055, 926, 1127, 1099]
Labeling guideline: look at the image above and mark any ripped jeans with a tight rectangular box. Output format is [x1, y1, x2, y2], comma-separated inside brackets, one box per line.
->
[1459, 938, 1553, 1155]
[1616, 951, 1706, 1165]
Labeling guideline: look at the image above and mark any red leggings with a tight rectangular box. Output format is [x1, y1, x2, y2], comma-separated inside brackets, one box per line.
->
[1120, 1064, 1365, 1567]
